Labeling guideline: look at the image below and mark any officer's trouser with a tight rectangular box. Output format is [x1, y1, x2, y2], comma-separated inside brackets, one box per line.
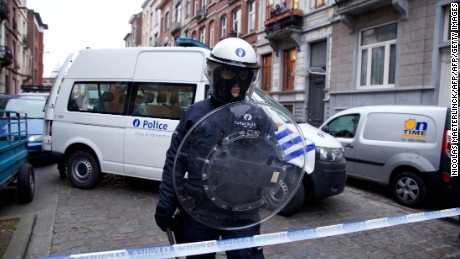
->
[175, 212, 264, 259]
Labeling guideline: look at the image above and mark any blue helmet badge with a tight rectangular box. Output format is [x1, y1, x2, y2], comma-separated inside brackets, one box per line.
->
[235, 48, 246, 58]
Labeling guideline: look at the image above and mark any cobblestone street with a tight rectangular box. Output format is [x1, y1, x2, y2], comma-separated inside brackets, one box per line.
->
[18, 167, 460, 259]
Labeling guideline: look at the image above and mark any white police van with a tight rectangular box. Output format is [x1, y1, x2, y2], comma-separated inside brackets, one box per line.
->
[43, 46, 346, 215]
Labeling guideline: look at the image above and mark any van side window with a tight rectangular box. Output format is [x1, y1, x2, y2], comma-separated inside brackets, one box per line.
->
[68, 82, 129, 114]
[130, 83, 195, 120]
[327, 114, 360, 138]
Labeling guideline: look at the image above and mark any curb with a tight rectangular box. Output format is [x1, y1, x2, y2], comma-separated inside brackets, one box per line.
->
[1, 214, 36, 259]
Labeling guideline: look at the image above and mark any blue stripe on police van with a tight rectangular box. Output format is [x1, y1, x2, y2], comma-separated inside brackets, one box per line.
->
[279, 135, 303, 150]
[284, 148, 305, 161]
[306, 143, 315, 152]
[276, 127, 292, 140]
[41, 208, 460, 259]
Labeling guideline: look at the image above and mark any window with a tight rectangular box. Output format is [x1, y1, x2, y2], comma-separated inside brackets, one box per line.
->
[326, 114, 360, 139]
[209, 20, 215, 47]
[248, 1, 255, 32]
[175, 4, 181, 23]
[186, 0, 190, 17]
[164, 11, 170, 31]
[200, 26, 206, 43]
[68, 82, 129, 114]
[311, 0, 326, 9]
[283, 48, 296, 91]
[261, 54, 272, 92]
[221, 16, 227, 38]
[194, 0, 198, 16]
[67, 82, 195, 120]
[444, 4, 455, 42]
[132, 83, 195, 119]
[233, 9, 241, 35]
[358, 23, 397, 88]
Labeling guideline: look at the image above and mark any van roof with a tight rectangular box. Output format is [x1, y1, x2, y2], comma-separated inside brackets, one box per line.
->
[65, 47, 211, 82]
[338, 105, 448, 115]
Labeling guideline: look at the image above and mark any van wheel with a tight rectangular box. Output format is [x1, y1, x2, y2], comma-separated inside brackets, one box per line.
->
[278, 182, 305, 217]
[391, 172, 426, 207]
[67, 150, 100, 189]
[17, 163, 35, 204]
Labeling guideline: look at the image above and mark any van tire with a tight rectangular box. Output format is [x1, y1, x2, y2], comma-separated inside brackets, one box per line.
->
[278, 182, 305, 217]
[17, 163, 35, 204]
[67, 150, 100, 189]
[391, 172, 426, 207]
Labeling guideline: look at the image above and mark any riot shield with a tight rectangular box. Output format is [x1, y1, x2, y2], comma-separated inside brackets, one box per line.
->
[173, 101, 307, 230]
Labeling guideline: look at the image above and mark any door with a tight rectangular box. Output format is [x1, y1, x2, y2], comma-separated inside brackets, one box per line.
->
[307, 75, 325, 127]
[123, 82, 195, 180]
[307, 40, 327, 127]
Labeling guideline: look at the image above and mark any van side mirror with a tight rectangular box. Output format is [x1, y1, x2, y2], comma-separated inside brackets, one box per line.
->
[321, 125, 329, 133]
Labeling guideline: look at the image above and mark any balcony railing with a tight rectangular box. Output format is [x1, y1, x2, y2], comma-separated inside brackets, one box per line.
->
[0, 45, 13, 68]
[0, 0, 7, 22]
[335, 0, 407, 32]
[171, 22, 181, 37]
[264, 8, 304, 34]
[335, 0, 392, 13]
[196, 7, 206, 22]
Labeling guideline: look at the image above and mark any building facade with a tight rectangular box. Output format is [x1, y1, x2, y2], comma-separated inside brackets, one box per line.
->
[0, 0, 47, 94]
[26, 9, 47, 86]
[328, 0, 454, 116]
[127, 0, 456, 125]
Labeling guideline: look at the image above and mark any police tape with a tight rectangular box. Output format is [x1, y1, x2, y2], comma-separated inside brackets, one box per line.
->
[42, 207, 460, 259]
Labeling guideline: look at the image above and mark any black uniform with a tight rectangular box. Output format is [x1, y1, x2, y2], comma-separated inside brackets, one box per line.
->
[157, 98, 276, 259]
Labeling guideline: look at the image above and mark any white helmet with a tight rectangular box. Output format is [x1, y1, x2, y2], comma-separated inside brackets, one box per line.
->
[206, 38, 259, 105]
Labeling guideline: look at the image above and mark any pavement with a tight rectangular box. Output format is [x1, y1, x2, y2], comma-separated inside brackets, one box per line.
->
[1, 162, 460, 258]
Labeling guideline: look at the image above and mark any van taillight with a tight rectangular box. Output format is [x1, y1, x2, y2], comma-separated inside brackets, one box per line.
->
[442, 130, 451, 158]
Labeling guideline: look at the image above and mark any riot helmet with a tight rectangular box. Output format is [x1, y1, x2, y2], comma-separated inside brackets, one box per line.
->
[206, 38, 259, 104]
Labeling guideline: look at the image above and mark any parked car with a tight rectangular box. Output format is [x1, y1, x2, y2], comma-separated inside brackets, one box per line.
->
[320, 105, 457, 207]
[0, 93, 48, 159]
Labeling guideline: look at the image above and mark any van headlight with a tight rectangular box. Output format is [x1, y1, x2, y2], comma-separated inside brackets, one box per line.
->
[316, 147, 343, 161]
[28, 135, 43, 142]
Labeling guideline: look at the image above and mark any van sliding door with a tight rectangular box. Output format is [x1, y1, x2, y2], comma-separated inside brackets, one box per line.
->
[123, 82, 196, 180]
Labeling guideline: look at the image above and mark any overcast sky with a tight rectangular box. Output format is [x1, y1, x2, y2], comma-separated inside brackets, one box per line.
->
[27, 0, 144, 77]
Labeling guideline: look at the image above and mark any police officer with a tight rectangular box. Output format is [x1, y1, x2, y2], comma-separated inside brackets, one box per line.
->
[155, 38, 269, 259]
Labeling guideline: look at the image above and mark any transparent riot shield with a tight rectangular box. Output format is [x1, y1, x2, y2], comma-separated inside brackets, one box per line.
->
[173, 101, 307, 230]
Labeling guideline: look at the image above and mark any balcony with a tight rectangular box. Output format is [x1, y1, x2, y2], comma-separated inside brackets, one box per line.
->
[0, 0, 7, 22]
[0, 45, 13, 68]
[264, 7, 304, 53]
[335, 0, 408, 32]
[195, 7, 206, 22]
[171, 22, 181, 38]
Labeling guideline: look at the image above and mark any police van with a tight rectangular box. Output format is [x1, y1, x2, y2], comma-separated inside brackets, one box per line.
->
[43, 46, 346, 215]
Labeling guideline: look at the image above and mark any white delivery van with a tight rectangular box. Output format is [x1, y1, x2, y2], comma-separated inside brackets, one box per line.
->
[44, 47, 347, 216]
[320, 105, 458, 207]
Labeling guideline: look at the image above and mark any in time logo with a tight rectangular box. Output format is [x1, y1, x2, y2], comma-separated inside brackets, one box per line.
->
[401, 119, 428, 139]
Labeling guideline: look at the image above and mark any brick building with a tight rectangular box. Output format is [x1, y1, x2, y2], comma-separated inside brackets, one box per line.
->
[128, 0, 456, 125]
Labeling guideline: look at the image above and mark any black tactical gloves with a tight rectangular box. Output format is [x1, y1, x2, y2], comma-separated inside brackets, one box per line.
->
[155, 206, 174, 232]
